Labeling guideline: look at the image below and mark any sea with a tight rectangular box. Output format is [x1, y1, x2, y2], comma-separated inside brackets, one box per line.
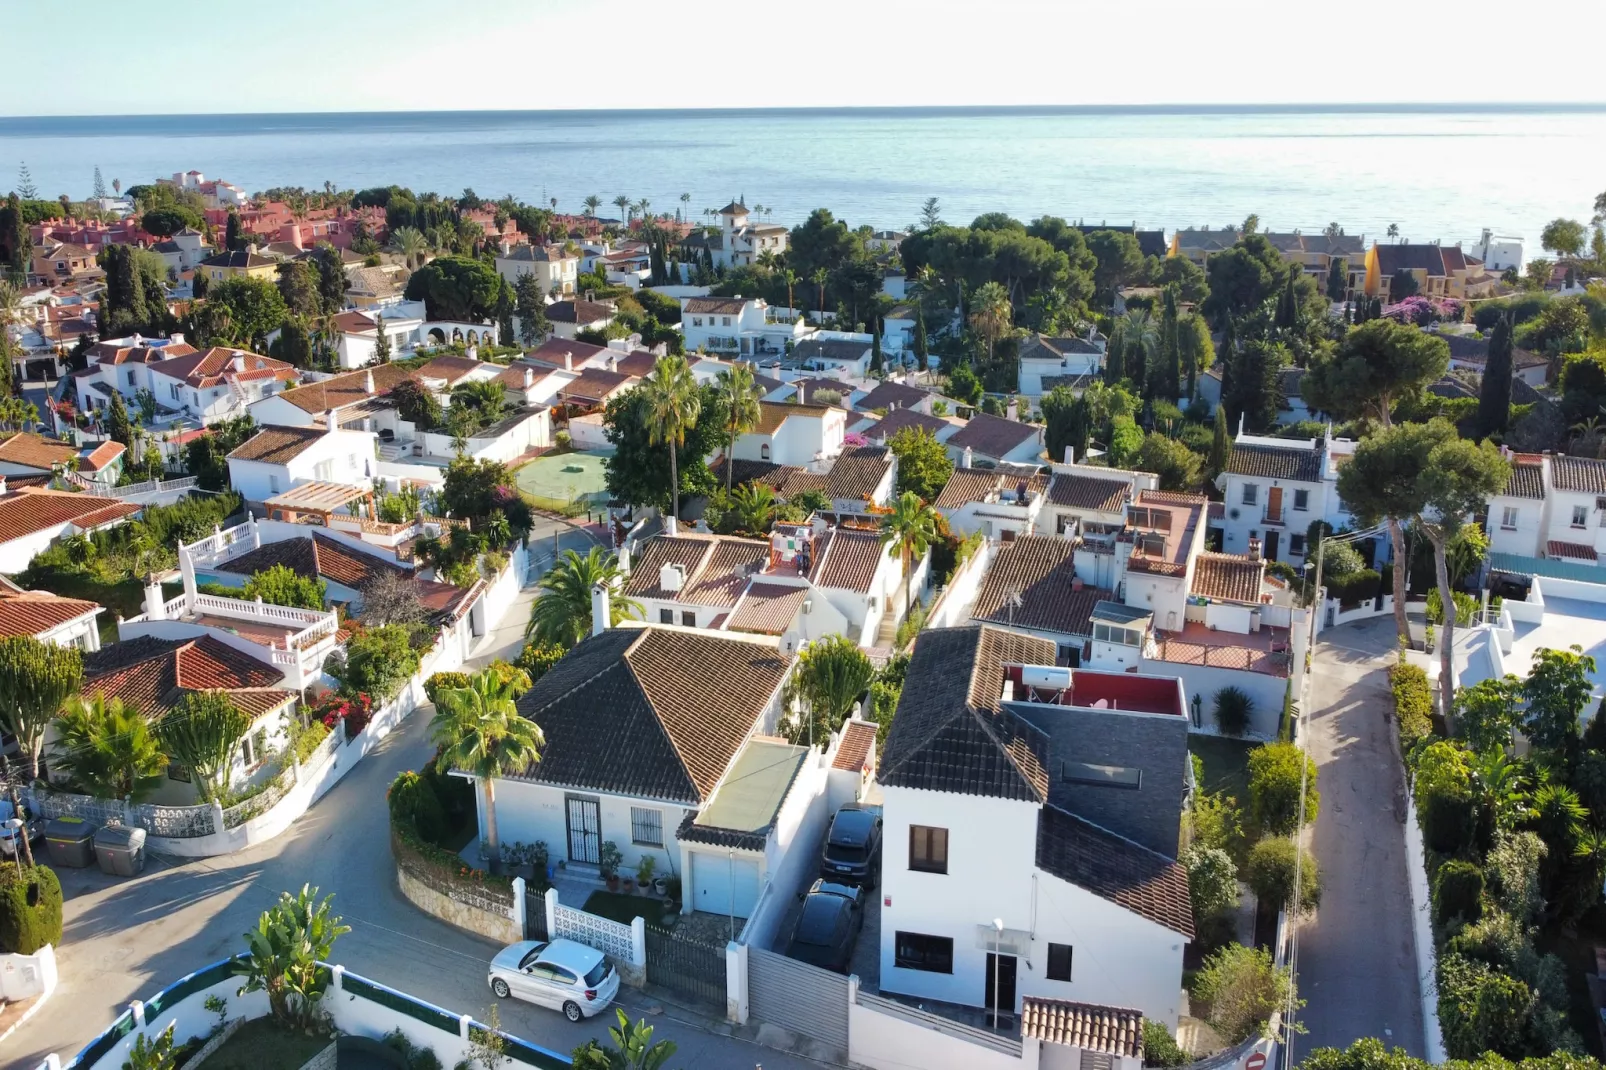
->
[3, 104, 1606, 249]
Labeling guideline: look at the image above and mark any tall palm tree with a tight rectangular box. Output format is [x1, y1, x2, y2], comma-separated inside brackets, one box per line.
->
[583, 194, 601, 220]
[1111, 309, 1160, 389]
[643, 354, 702, 523]
[879, 491, 941, 620]
[717, 363, 764, 492]
[525, 547, 639, 647]
[389, 226, 428, 270]
[679, 192, 691, 222]
[782, 269, 798, 314]
[612, 195, 630, 226]
[811, 268, 828, 313]
[969, 281, 1013, 365]
[429, 669, 545, 861]
[52, 693, 167, 801]
[636, 198, 652, 225]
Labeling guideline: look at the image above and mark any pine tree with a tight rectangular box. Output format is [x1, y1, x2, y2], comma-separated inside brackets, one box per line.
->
[1478, 313, 1515, 437]
[1209, 404, 1230, 475]
[374, 314, 391, 364]
[92, 167, 107, 202]
[1155, 287, 1181, 401]
[16, 163, 36, 200]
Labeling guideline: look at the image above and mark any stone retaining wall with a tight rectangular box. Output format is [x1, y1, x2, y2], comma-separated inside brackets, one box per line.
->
[299, 1040, 338, 1070]
[396, 862, 521, 945]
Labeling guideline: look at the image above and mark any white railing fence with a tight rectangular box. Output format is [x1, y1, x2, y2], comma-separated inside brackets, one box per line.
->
[854, 991, 1024, 1058]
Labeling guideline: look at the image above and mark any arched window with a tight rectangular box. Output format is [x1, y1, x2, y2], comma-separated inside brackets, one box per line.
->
[760, 443, 771, 461]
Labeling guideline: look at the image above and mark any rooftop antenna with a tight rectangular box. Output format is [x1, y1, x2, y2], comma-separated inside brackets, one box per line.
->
[1004, 588, 1024, 627]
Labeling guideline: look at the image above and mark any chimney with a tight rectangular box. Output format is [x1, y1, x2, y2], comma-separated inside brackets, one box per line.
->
[665, 514, 679, 537]
[143, 574, 167, 621]
[523, 366, 534, 390]
[590, 582, 611, 637]
[798, 382, 806, 405]
[364, 369, 375, 394]
[564, 351, 573, 371]
[607, 354, 619, 373]
[1063, 445, 1075, 465]
[961, 446, 974, 469]
[325, 407, 338, 430]
[232, 353, 247, 372]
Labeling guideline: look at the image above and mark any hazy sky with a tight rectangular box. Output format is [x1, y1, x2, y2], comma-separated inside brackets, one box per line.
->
[6, 0, 1606, 116]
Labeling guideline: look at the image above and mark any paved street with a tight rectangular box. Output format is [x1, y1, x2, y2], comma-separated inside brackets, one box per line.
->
[11, 517, 825, 1070]
[1292, 616, 1424, 1060]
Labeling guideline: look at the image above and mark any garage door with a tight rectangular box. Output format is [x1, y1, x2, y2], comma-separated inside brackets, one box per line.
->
[692, 851, 761, 918]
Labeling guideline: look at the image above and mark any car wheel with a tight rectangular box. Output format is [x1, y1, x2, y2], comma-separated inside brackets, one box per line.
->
[563, 1000, 583, 1022]
[491, 978, 511, 999]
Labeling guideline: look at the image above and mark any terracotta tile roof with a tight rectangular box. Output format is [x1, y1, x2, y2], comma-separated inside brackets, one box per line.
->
[1046, 473, 1129, 512]
[879, 625, 1055, 801]
[512, 627, 789, 803]
[149, 347, 295, 389]
[811, 527, 887, 593]
[861, 408, 950, 443]
[1226, 442, 1322, 482]
[496, 360, 558, 391]
[832, 719, 877, 772]
[80, 440, 125, 472]
[1036, 804, 1194, 937]
[681, 540, 770, 608]
[756, 401, 834, 436]
[333, 311, 377, 333]
[684, 296, 750, 315]
[227, 425, 326, 464]
[0, 489, 140, 544]
[525, 338, 610, 366]
[945, 413, 1040, 460]
[83, 634, 292, 720]
[625, 536, 719, 601]
[417, 355, 486, 385]
[1552, 455, 1606, 494]
[608, 350, 658, 378]
[0, 433, 78, 471]
[854, 381, 930, 413]
[0, 589, 100, 639]
[217, 533, 410, 590]
[547, 299, 614, 325]
[277, 364, 415, 413]
[1548, 540, 1597, 562]
[726, 582, 809, 635]
[973, 535, 1108, 637]
[1500, 457, 1544, 500]
[556, 368, 634, 404]
[200, 249, 276, 269]
[793, 338, 872, 365]
[934, 468, 1006, 510]
[825, 447, 893, 502]
[1021, 997, 1143, 1057]
[1191, 551, 1266, 604]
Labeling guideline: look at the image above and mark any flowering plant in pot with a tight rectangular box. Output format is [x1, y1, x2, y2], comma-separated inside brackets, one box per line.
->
[599, 841, 622, 890]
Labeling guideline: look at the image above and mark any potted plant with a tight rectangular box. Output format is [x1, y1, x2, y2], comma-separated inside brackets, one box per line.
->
[599, 841, 622, 891]
[531, 841, 550, 890]
[664, 876, 682, 911]
[637, 855, 657, 897]
[506, 842, 534, 881]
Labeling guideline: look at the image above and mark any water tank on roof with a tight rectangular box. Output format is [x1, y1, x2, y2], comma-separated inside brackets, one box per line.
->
[659, 563, 685, 592]
[1020, 665, 1073, 693]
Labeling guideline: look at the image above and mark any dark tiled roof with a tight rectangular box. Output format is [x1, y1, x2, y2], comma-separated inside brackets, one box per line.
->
[1225, 442, 1322, 482]
[1046, 473, 1128, 512]
[946, 413, 1039, 460]
[1036, 805, 1194, 937]
[1021, 998, 1144, 1056]
[1500, 457, 1544, 500]
[855, 380, 930, 412]
[793, 338, 872, 364]
[810, 527, 887, 593]
[626, 534, 767, 607]
[676, 809, 766, 851]
[1019, 335, 1102, 361]
[217, 533, 410, 591]
[1191, 552, 1265, 604]
[512, 627, 789, 804]
[861, 408, 950, 443]
[547, 299, 613, 324]
[878, 625, 1054, 802]
[973, 535, 1107, 638]
[1373, 243, 1449, 278]
[227, 425, 326, 464]
[1553, 455, 1606, 494]
[825, 447, 893, 501]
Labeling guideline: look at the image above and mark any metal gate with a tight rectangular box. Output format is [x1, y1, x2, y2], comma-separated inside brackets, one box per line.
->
[644, 925, 726, 1009]
[566, 796, 600, 864]
[524, 891, 548, 940]
[748, 947, 850, 1052]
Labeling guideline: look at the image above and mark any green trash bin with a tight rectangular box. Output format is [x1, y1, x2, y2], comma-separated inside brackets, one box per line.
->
[45, 816, 98, 868]
[94, 825, 146, 877]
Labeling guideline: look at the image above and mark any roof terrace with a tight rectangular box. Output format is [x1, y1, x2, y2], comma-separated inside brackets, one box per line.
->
[1000, 662, 1185, 717]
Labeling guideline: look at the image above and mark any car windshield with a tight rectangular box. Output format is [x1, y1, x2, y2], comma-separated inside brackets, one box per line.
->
[825, 842, 867, 862]
[829, 811, 874, 847]
[584, 960, 610, 987]
[795, 897, 847, 946]
[517, 946, 546, 970]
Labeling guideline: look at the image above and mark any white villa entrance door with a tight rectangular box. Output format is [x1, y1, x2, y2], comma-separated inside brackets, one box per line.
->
[565, 796, 601, 864]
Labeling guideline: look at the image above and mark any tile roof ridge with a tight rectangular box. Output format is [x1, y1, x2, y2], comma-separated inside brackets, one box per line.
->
[1042, 801, 1179, 864]
[974, 689, 1050, 802]
[618, 629, 704, 798]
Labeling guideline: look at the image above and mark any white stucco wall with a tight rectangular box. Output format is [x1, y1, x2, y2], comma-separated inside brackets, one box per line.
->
[485, 777, 692, 880]
[1487, 494, 1546, 558]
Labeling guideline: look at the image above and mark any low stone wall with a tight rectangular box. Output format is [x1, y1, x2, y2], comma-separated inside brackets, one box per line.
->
[185, 1017, 245, 1068]
[299, 1040, 338, 1070]
[396, 862, 520, 945]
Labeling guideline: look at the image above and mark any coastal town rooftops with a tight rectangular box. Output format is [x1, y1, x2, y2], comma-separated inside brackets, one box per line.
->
[274, 364, 414, 413]
[861, 408, 950, 443]
[1019, 334, 1103, 360]
[933, 467, 1049, 510]
[855, 380, 930, 412]
[149, 347, 296, 389]
[1126, 490, 1206, 577]
[0, 583, 101, 639]
[1046, 472, 1130, 513]
[332, 311, 378, 333]
[628, 533, 770, 608]
[80, 441, 125, 472]
[199, 248, 276, 269]
[525, 337, 611, 367]
[416, 355, 486, 385]
[972, 534, 1110, 638]
[1190, 551, 1267, 605]
[1497, 454, 1545, 500]
[511, 626, 790, 805]
[793, 338, 872, 364]
[684, 296, 752, 315]
[1225, 440, 1323, 482]
[824, 446, 893, 501]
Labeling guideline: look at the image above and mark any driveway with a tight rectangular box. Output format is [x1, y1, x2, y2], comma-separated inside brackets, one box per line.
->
[12, 520, 829, 1070]
[1293, 616, 1424, 1059]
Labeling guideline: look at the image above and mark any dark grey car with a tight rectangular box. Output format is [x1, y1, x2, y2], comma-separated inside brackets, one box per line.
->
[820, 804, 882, 886]
[785, 880, 865, 973]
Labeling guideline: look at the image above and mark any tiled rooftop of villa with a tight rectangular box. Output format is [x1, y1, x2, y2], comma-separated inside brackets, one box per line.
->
[1151, 621, 1293, 677]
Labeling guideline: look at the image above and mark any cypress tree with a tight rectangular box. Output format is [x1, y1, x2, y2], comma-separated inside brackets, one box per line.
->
[1156, 286, 1181, 401]
[1479, 313, 1515, 436]
[1275, 271, 1297, 330]
[106, 390, 133, 448]
[1209, 404, 1230, 475]
[224, 212, 242, 252]
[1369, 297, 1383, 320]
[1326, 257, 1348, 302]
[1102, 335, 1123, 386]
[2, 194, 26, 282]
[870, 331, 883, 375]
[913, 309, 928, 368]
[374, 314, 391, 364]
[1217, 317, 1237, 416]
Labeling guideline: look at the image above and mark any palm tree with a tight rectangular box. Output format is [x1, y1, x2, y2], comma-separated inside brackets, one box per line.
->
[389, 226, 428, 269]
[679, 192, 691, 222]
[730, 483, 778, 535]
[583, 195, 601, 220]
[969, 281, 1013, 364]
[717, 363, 764, 491]
[811, 268, 828, 313]
[1387, 223, 1400, 240]
[52, 693, 167, 801]
[636, 199, 652, 225]
[782, 269, 798, 314]
[1470, 749, 1531, 832]
[642, 354, 702, 523]
[879, 491, 941, 620]
[429, 669, 545, 861]
[525, 547, 639, 647]
[612, 195, 630, 226]
[1111, 309, 1160, 389]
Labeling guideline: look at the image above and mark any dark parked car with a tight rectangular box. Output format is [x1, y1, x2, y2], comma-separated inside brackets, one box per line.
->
[785, 880, 865, 973]
[820, 804, 882, 885]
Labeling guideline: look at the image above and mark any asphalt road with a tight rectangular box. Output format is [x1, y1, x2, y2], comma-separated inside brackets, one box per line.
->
[1291, 616, 1425, 1060]
[11, 517, 826, 1070]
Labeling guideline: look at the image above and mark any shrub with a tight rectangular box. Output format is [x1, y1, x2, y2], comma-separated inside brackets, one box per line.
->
[514, 640, 565, 683]
[424, 671, 471, 706]
[1182, 843, 1239, 920]
[1190, 943, 1299, 1043]
[330, 624, 419, 701]
[1485, 831, 1546, 927]
[1425, 590, 1479, 627]
[1247, 742, 1319, 836]
[1325, 568, 1381, 606]
[1245, 836, 1321, 914]
[1212, 686, 1252, 737]
[1389, 662, 1433, 750]
[1414, 740, 1478, 856]
[0, 864, 64, 954]
[242, 563, 326, 610]
[1141, 1019, 1189, 1067]
[1433, 860, 1485, 928]
[1436, 953, 1532, 1060]
[1189, 790, 1244, 859]
[388, 769, 447, 844]
[313, 691, 374, 738]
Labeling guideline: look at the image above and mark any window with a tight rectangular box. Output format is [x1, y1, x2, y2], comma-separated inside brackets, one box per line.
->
[1046, 943, 1073, 982]
[314, 460, 334, 480]
[1573, 505, 1588, 528]
[241, 728, 268, 769]
[894, 932, 953, 974]
[1290, 534, 1306, 555]
[659, 608, 673, 624]
[722, 317, 732, 327]
[170, 383, 181, 400]
[760, 443, 771, 461]
[1293, 489, 1309, 511]
[630, 807, 663, 847]
[692, 317, 703, 327]
[268, 474, 281, 494]
[1501, 506, 1519, 531]
[1241, 483, 1258, 506]
[1062, 760, 1142, 789]
[909, 825, 948, 874]
[681, 610, 696, 627]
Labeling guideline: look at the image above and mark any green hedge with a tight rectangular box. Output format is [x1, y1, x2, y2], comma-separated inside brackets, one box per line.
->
[423, 671, 470, 706]
[1326, 569, 1381, 606]
[1390, 662, 1434, 750]
[0, 864, 62, 954]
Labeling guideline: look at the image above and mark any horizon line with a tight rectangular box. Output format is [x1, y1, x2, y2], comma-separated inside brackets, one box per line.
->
[4, 100, 1606, 121]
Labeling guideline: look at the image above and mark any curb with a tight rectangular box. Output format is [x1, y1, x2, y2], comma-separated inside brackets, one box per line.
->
[0, 980, 55, 1049]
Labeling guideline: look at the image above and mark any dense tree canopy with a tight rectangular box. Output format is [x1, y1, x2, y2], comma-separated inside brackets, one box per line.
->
[403, 255, 502, 321]
[604, 382, 729, 510]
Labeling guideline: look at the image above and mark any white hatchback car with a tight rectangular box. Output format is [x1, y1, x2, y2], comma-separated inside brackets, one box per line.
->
[487, 938, 619, 1022]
